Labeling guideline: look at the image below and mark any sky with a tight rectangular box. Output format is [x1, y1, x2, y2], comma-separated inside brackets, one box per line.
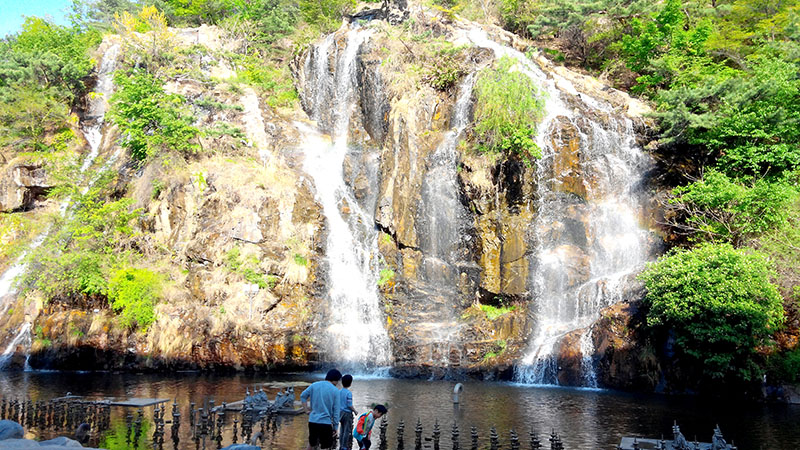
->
[0, 0, 72, 37]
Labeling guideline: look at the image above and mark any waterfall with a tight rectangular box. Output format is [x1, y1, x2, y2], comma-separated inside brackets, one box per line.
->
[0, 323, 31, 369]
[409, 76, 476, 366]
[0, 43, 120, 369]
[297, 27, 392, 369]
[419, 74, 475, 266]
[462, 28, 655, 386]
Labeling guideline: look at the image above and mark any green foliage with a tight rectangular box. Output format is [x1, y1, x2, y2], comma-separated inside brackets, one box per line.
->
[0, 17, 99, 150]
[229, 54, 298, 107]
[151, 179, 165, 199]
[479, 303, 515, 321]
[0, 17, 101, 102]
[224, 246, 276, 289]
[194, 97, 244, 111]
[473, 57, 545, 162]
[220, 0, 298, 46]
[204, 122, 246, 139]
[696, 53, 800, 180]
[298, 0, 355, 31]
[110, 70, 199, 161]
[422, 42, 469, 91]
[621, 0, 712, 93]
[20, 174, 141, 302]
[670, 170, 797, 246]
[639, 243, 785, 382]
[293, 253, 308, 266]
[768, 346, 800, 383]
[108, 267, 162, 330]
[0, 86, 70, 150]
[378, 268, 395, 287]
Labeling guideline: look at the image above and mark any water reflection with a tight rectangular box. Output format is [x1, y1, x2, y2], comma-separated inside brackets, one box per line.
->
[0, 372, 797, 449]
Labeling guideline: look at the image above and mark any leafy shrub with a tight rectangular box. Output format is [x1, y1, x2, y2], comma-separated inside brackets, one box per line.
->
[220, 0, 298, 46]
[224, 246, 275, 289]
[768, 346, 800, 384]
[194, 97, 244, 111]
[378, 268, 395, 287]
[669, 170, 797, 246]
[422, 42, 468, 91]
[108, 267, 162, 330]
[229, 54, 298, 107]
[0, 86, 70, 149]
[21, 178, 141, 302]
[298, 0, 355, 31]
[110, 70, 199, 161]
[621, 0, 712, 94]
[473, 56, 545, 162]
[639, 243, 785, 382]
[204, 122, 246, 139]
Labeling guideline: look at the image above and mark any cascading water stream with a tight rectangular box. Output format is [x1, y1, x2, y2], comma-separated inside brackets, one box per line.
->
[413, 76, 476, 365]
[0, 43, 120, 370]
[419, 74, 475, 264]
[462, 28, 655, 386]
[297, 27, 392, 370]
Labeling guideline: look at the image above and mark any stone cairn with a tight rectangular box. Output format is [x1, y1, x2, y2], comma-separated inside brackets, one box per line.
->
[0, 391, 285, 450]
[0, 393, 736, 450]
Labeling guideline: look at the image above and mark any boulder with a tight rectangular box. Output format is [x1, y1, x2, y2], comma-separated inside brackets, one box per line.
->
[0, 164, 51, 212]
[38, 437, 83, 447]
[0, 421, 24, 441]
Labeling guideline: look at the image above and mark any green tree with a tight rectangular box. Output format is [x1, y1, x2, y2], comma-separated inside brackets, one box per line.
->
[0, 86, 70, 149]
[668, 170, 797, 246]
[110, 70, 199, 161]
[621, 0, 713, 93]
[108, 267, 162, 330]
[639, 243, 785, 383]
[0, 17, 100, 101]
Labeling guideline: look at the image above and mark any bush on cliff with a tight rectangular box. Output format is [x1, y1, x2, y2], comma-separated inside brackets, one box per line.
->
[667, 170, 797, 247]
[110, 70, 199, 161]
[473, 56, 545, 164]
[108, 267, 162, 330]
[298, 0, 355, 31]
[639, 243, 785, 383]
[20, 173, 141, 303]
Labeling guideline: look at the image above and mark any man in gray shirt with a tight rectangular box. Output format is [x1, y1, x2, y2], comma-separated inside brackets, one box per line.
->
[301, 369, 342, 450]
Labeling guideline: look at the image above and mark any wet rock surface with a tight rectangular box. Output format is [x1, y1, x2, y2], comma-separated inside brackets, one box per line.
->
[3, 9, 665, 388]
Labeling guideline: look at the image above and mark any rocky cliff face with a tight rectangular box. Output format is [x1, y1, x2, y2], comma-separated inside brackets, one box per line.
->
[0, 6, 664, 387]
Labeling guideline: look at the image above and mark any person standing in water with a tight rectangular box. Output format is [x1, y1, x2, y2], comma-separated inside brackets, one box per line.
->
[301, 369, 342, 450]
[338, 374, 358, 450]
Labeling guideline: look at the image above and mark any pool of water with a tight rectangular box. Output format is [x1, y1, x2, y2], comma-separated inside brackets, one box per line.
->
[0, 371, 798, 449]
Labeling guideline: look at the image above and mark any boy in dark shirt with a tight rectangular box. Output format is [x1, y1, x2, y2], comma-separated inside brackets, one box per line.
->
[338, 374, 358, 450]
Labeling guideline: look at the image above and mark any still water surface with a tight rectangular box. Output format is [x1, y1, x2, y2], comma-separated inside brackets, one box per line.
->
[0, 371, 798, 449]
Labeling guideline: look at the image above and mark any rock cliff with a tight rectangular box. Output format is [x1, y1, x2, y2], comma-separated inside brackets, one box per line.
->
[0, 5, 664, 388]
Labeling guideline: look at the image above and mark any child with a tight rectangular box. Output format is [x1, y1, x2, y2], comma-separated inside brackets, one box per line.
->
[352, 404, 388, 450]
[338, 375, 358, 450]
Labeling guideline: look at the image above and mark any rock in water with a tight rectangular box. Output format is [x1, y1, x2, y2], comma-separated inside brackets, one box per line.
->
[39, 436, 84, 447]
[0, 421, 24, 441]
